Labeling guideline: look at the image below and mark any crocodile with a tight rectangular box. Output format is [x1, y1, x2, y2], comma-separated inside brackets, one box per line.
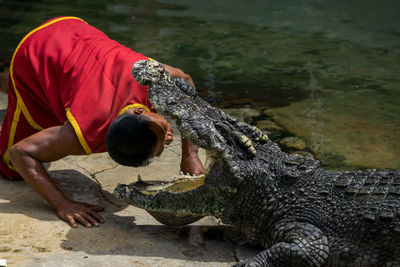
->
[114, 60, 400, 266]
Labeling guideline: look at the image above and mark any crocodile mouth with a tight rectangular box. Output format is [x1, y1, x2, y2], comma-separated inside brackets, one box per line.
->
[114, 154, 219, 226]
[131, 150, 216, 196]
[132, 173, 206, 196]
[116, 173, 208, 226]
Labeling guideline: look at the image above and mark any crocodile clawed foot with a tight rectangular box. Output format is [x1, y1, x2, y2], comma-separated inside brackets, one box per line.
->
[235, 122, 268, 144]
[231, 131, 257, 157]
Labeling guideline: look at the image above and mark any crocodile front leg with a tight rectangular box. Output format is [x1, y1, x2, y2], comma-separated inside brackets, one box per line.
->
[233, 222, 329, 267]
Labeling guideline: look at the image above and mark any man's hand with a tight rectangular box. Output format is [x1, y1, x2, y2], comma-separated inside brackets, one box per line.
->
[162, 63, 195, 87]
[8, 123, 105, 228]
[56, 199, 104, 228]
[180, 138, 206, 247]
[159, 64, 203, 174]
[180, 138, 205, 175]
[180, 153, 204, 175]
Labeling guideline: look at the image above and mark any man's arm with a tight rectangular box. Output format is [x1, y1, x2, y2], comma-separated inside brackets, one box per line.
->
[8, 122, 104, 228]
[180, 138, 204, 175]
[161, 63, 204, 175]
[158, 63, 206, 246]
[162, 63, 195, 87]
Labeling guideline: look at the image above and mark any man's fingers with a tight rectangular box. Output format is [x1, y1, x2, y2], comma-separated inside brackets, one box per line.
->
[57, 201, 105, 228]
[161, 63, 195, 87]
[87, 209, 105, 223]
[81, 212, 99, 227]
[67, 216, 78, 228]
[74, 213, 92, 227]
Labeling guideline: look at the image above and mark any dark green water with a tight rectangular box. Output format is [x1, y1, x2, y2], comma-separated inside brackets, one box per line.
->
[1, 0, 399, 169]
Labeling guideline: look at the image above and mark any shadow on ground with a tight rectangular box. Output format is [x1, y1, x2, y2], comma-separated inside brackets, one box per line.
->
[1, 168, 259, 265]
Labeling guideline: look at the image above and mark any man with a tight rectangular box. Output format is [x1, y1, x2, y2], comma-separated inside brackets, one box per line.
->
[0, 16, 204, 228]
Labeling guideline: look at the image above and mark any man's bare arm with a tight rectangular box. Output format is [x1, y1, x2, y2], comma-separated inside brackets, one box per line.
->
[8, 122, 104, 228]
[160, 64, 204, 175]
[162, 63, 195, 87]
[180, 138, 204, 175]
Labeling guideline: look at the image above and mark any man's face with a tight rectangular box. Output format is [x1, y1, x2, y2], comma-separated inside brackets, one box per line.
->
[127, 108, 174, 157]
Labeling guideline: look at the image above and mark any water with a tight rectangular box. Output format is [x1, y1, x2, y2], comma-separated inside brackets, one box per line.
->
[1, 0, 399, 169]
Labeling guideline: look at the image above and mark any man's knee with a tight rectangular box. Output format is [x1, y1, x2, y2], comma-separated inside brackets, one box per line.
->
[0, 153, 22, 181]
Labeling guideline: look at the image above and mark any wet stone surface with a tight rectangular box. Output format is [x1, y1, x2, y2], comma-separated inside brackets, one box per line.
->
[279, 137, 307, 151]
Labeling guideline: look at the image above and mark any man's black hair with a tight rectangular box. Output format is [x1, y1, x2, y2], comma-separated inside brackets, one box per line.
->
[106, 113, 157, 167]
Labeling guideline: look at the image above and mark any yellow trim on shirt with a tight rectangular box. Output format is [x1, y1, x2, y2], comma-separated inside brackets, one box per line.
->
[9, 16, 87, 131]
[65, 108, 93, 155]
[12, 89, 44, 131]
[118, 103, 151, 116]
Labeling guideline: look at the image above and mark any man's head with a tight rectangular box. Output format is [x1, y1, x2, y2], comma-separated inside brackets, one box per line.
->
[106, 108, 173, 167]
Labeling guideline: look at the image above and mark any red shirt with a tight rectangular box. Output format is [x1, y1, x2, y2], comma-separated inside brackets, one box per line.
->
[11, 16, 154, 154]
